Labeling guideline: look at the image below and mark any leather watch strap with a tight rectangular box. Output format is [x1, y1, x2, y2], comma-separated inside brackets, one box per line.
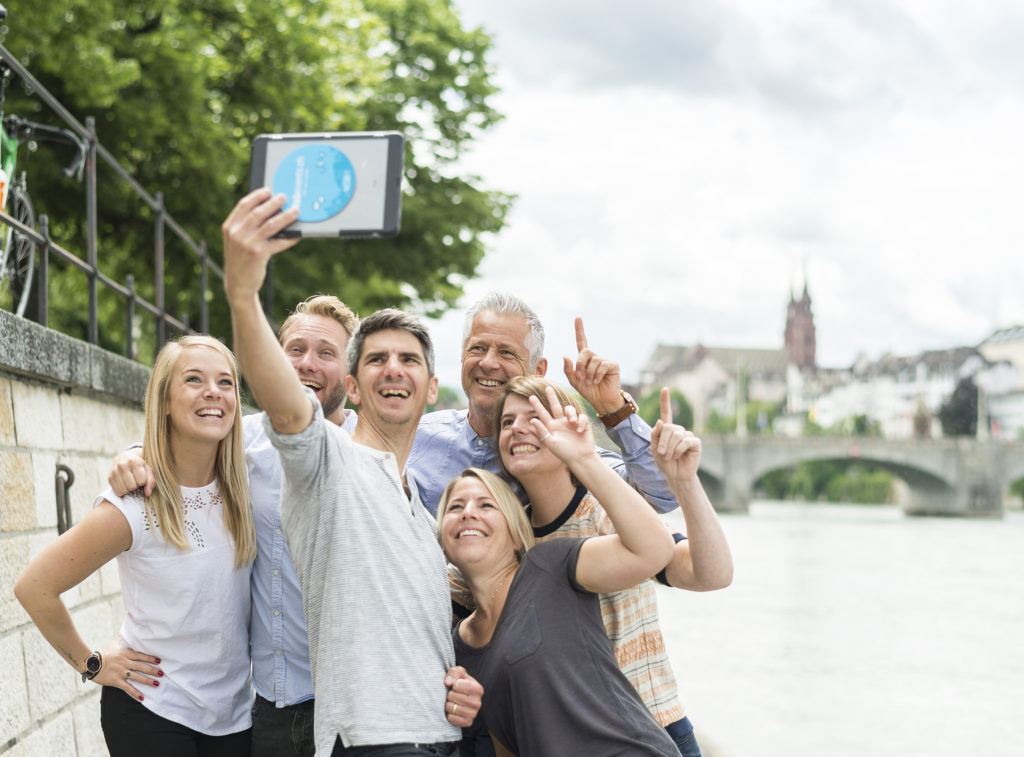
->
[599, 390, 638, 428]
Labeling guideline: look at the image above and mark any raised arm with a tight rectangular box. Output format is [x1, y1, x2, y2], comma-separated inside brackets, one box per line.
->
[222, 189, 309, 434]
[529, 387, 674, 594]
[650, 388, 733, 591]
[13, 503, 163, 700]
[563, 317, 678, 513]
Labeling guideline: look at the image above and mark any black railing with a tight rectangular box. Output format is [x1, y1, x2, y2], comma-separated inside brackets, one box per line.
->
[0, 42, 225, 357]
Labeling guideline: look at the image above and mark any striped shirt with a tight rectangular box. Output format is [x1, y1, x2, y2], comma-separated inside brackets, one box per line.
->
[533, 487, 686, 727]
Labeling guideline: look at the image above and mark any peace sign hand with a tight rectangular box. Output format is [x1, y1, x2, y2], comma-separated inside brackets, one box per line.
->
[529, 386, 596, 466]
[650, 387, 702, 484]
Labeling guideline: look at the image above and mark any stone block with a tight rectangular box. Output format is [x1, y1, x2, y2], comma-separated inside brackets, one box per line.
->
[61, 452, 106, 527]
[87, 343, 149, 406]
[23, 622, 80, 717]
[0, 448, 34, 531]
[0, 535, 31, 633]
[61, 392, 129, 454]
[10, 381, 63, 450]
[32, 450, 61, 532]
[0, 631, 30, 745]
[72, 693, 106, 757]
[5, 711, 76, 757]
[0, 376, 14, 444]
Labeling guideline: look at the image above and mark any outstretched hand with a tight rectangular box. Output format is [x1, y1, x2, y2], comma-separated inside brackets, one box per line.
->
[529, 386, 596, 465]
[651, 387, 702, 483]
[562, 318, 624, 416]
[222, 188, 300, 304]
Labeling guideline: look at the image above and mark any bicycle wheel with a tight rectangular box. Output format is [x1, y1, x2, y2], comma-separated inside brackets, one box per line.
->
[0, 180, 36, 317]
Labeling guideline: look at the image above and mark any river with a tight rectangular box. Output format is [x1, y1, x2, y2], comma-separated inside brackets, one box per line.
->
[656, 501, 1024, 756]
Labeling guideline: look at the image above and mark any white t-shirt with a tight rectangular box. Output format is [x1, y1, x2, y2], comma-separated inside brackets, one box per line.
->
[97, 480, 253, 735]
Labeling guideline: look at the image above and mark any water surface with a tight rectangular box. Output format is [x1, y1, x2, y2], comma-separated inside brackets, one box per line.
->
[657, 502, 1024, 756]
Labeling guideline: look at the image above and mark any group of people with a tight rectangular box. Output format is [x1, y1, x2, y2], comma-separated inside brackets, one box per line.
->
[14, 187, 733, 757]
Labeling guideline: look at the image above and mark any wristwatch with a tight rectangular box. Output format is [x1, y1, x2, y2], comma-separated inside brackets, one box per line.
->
[599, 390, 638, 428]
[81, 650, 103, 683]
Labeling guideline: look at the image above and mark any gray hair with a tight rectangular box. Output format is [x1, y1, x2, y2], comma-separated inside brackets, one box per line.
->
[462, 292, 545, 370]
[346, 308, 435, 377]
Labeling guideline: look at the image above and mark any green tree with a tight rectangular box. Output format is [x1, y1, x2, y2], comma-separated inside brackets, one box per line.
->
[938, 376, 978, 437]
[1, 0, 510, 359]
[638, 387, 693, 429]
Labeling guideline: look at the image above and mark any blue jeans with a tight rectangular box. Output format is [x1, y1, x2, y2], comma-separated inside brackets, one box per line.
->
[666, 716, 702, 757]
[251, 694, 315, 757]
[331, 738, 457, 756]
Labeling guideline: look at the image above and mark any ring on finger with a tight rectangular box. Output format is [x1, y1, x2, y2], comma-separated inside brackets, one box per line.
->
[452, 702, 458, 715]
[125, 670, 131, 680]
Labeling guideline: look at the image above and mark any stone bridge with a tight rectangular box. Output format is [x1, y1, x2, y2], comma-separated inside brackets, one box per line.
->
[697, 435, 1024, 516]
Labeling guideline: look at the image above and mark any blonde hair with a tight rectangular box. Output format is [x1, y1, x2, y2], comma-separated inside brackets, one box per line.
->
[141, 335, 256, 568]
[437, 468, 535, 562]
[492, 375, 585, 487]
[278, 295, 359, 345]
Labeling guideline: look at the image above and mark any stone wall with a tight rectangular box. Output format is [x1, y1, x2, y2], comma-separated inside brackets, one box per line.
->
[0, 309, 149, 757]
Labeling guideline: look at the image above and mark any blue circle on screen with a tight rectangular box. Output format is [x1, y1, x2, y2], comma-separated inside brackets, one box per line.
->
[272, 144, 355, 222]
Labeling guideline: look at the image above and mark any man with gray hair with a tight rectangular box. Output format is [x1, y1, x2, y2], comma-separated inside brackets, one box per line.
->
[408, 291, 678, 515]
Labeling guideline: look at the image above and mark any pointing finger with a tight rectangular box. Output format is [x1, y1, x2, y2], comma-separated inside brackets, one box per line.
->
[660, 387, 672, 424]
[574, 317, 589, 353]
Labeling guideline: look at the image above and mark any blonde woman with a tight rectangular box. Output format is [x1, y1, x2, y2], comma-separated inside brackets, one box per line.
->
[15, 335, 256, 757]
[437, 384, 680, 756]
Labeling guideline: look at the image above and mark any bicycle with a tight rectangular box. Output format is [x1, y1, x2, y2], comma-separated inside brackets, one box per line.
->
[0, 8, 87, 317]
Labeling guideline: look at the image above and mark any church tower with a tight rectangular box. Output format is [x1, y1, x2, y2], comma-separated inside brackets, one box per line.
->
[784, 281, 816, 369]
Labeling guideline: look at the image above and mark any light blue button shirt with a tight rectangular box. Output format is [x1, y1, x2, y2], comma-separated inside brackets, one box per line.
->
[244, 409, 358, 707]
[406, 408, 678, 516]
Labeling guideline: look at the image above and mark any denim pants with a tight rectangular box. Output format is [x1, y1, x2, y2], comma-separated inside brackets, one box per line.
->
[666, 716, 702, 757]
[331, 738, 457, 756]
[251, 694, 315, 757]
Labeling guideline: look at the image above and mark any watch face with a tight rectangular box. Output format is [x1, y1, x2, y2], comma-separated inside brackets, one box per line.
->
[87, 654, 101, 674]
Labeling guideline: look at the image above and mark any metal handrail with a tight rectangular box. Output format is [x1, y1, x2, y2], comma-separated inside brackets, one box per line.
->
[0, 42, 223, 356]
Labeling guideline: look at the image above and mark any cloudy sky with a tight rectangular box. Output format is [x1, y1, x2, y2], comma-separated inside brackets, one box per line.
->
[427, 0, 1024, 391]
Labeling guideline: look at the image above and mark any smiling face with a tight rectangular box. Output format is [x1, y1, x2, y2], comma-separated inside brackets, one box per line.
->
[346, 328, 438, 429]
[166, 345, 237, 448]
[440, 475, 517, 567]
[280, 313, 350, 422]
[497, 392, 565, 483]
[461, 310, 547, 436]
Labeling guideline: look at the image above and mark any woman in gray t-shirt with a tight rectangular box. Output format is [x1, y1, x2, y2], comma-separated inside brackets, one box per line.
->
[437, 385, 679, 756]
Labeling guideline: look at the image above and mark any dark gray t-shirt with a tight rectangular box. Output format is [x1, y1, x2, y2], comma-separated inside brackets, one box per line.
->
[453, 539, 678, 756]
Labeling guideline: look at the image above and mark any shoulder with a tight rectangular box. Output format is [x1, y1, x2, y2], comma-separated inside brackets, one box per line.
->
[418, 408, 468, 429]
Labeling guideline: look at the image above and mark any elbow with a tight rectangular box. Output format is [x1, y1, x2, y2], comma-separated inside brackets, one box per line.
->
[695, 561, 734, 592]
[13, 572, 33, 611]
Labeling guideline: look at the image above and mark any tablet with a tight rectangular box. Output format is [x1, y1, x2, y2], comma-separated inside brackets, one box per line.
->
[249, 131, 404, 238]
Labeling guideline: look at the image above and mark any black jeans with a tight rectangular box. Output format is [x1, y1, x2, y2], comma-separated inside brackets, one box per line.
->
[331, 737, 457, 756]
[251, 693, 315, 757]
[100, 686, 251, 757]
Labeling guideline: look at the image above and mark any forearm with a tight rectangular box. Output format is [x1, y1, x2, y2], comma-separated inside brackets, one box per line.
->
[573, 454, 674, 568]
[603, 417, 679, 513]
[665, 476, 733, 590]
[14, 584, 90, 673]
[229, 291, 310, 434]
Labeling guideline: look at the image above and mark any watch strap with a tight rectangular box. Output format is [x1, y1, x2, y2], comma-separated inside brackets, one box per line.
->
[599, 390, 638, 428]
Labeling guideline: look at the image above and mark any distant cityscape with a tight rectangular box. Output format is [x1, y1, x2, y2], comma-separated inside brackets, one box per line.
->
[635, 282, 1024, 440]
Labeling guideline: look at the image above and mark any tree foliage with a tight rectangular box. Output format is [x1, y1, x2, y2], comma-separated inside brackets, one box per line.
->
[1, 0, 510, 360]
[638, 387, 693, 429]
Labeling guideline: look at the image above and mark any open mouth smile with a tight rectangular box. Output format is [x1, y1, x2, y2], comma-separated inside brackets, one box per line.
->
[196, 408, 225, 418]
